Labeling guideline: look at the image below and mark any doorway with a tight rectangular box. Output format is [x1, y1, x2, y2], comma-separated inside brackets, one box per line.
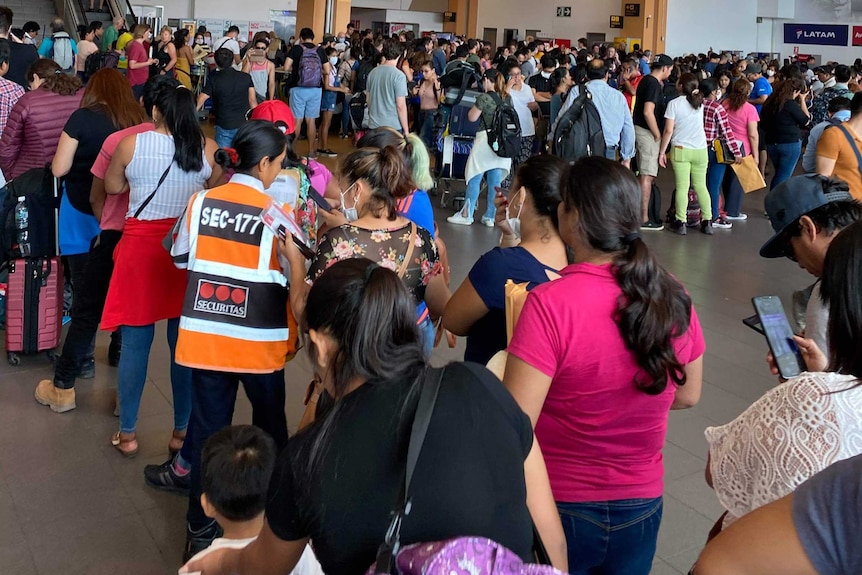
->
[483, 27, 497, 46]
[503, 28, 517, 44]
[525, 29, 540, 42]
[586, 32, 606, 47]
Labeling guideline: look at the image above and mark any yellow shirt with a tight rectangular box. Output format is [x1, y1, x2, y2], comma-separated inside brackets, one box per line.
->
[116, 32, 134, 69]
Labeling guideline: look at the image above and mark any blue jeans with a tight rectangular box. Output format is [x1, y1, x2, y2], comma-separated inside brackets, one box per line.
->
[464, 168, 504, 221]
[214, 126, 238, 149]
[767, 141, 801, 190]
[117, 318, 191, 434]
[557, 497, 663, 575]
[341, 93, 353, 134]
[419, 315, 435, 358]
[706, 147, 727, 220]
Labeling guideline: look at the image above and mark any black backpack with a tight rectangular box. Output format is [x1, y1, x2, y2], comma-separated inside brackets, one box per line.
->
[553, 86, 606, 163]
[83, 51, 119, 81]
[354, 59, 376, 93]
[1, 167, 57, 261]
[487, 93, 521, 158]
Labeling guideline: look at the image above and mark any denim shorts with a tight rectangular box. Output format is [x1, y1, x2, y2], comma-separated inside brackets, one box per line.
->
[321, 89, 337, 112]
[290, 86, 322, 119]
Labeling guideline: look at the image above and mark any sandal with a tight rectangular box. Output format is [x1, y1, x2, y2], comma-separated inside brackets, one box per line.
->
[111, 431, 138, 458]
[168, 429, 186, 456]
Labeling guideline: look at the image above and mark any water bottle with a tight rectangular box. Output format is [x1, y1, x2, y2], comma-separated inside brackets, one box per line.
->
[14, 196, 31, 257]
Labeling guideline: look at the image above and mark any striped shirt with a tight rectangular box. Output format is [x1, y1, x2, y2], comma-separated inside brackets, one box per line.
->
[125, 131, 212, 220]
[703, 99, 743, 157]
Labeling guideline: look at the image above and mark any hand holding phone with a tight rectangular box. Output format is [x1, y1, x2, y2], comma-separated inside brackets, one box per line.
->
[752, 296, 807, 379]
[308, 186, 333, 212]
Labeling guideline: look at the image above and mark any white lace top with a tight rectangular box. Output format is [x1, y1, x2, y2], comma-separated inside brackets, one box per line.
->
[706, 372, 862, 527]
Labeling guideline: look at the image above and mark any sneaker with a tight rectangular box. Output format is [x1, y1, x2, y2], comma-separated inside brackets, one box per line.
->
[340, 133, 351, 139]
[700, 220, 714, 235]
[78, 358, 95, 380]
[317, 148, 338, 157]
[640, 221, 664, 231]
[34, 380, 76, 413]
[144, 456, 190, 495]
[668, 219, 687, 235]
[712, 217, 733, 230]
[726, 213, 748, 221]
[480, 217, 495, 227]
[447, 213, 473, 226]
[184, 520, 224, 564]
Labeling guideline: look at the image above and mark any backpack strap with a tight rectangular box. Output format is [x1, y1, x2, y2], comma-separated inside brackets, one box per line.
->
[836, 124, 862, 171]
[374, 367, 445, 575]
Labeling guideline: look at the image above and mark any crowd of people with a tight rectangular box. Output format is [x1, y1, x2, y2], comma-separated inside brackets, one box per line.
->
[2, 4, 862, 575]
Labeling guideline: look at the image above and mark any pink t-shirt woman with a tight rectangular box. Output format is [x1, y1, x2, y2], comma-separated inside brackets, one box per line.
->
[721, 100, 759, 156]
[508, 262, 705, 503]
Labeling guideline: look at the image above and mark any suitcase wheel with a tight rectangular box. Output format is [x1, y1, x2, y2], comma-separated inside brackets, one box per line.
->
[7, 352, 20, 366]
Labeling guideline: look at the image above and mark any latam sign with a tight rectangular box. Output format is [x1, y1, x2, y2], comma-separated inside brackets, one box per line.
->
[854, 26, 862, 47]
[784, 23, 848, 46]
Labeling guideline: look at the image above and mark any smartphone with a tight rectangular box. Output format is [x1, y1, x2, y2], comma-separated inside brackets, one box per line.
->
[751, 296, 807, 379]
[742, 314, 764, 335]
[308, 186, 333, 212]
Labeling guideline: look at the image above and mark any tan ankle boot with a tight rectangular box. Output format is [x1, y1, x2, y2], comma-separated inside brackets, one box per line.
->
[34, 380, 76, 413]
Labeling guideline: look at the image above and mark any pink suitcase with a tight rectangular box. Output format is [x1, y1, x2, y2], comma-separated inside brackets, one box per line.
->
[4, 257, 63, 365]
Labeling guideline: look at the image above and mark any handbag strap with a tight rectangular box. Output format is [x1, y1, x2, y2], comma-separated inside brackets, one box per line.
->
[836, 124, 862, 170]
[375, 367, 444, 574]
[396, 222, 416, 279]
[133, 164, 172, 219]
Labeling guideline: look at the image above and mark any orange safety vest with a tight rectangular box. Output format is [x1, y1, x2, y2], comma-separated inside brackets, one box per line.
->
[174, 181, 298, 373]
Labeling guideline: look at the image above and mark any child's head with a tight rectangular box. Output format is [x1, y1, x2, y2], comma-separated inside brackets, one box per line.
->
[200, 425, 277, 524]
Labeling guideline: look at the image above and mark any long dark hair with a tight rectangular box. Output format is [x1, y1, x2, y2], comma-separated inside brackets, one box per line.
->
[339, 146, 415, 220]
[820, 220, 862, 377]
[679, 72, 703, 109]
[214, 120, 286, 174]
[762, 77, 804, 117]
[299, 258, 426, 476]
[358, 127, 433, 191]
[513, 155, 567, 236]
[154, 86, 204, 173]
[560, 157, 692, 393]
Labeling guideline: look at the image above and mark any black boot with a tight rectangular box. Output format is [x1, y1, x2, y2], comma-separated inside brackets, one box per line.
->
[184, 520, 223, 563]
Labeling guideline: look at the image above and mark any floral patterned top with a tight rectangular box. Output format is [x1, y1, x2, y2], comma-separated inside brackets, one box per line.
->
[307, 222, 442, 305]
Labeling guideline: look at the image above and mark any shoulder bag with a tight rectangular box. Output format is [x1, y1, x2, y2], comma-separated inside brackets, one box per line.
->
[133, 164, 172, 219]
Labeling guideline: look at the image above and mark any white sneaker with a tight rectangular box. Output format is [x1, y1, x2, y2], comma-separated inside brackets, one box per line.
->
[447, 213, 473, 226]
[726, 213, 748, 221]
[481, 217, 495, 227]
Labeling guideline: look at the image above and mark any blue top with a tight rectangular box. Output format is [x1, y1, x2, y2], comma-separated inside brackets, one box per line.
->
[398, 189, 435, 235]
[793, 453, 862, 575]
[37, 34, 78, 58]
[432, 49, 447, 76]
[465, 246, 558, 365]
[558, 81, 636, 159]
[59, 188, 100, 256]
[639, 57, 650, 76]
[751, 76, 773, 116]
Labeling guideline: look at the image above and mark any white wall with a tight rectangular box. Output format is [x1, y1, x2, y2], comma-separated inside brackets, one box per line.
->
[665, 0, 758, 55]
[351, 7, 442, 32]
[769, 20, 855, 64]
[190, 0, 274, 22]
[476, 0, 615, 43]
[133, 0, 192, 19]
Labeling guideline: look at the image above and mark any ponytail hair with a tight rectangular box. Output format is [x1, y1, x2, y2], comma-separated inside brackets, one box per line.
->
[513, 154, 567, 236]
[339, 145, 415, 220]
[214, 120, 286, 174]
[357, 127, 433, 191]
[560, 157, 692, 394]
[679, 72, 703, 110]
[153, 86, 204, 173]
[26, 58, 82, 96]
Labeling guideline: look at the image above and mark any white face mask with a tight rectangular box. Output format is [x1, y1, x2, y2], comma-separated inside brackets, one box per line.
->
[767, 69, 775, 77]
[329, 56, 339, 66]
[340, 183, 359, 222]
[540, 71, 552, 79]
[195, 39, 203, 45]
[506, 189, 525, 237]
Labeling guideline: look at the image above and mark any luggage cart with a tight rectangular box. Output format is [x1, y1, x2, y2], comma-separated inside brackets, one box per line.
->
[435, 133, 485, 210]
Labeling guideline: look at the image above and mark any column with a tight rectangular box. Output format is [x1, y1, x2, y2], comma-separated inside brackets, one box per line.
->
[297, 0, 351, 36]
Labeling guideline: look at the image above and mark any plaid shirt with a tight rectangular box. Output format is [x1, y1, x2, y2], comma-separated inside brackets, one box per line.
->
[0, 76, 24, 138]
[703, 99, 743, 157]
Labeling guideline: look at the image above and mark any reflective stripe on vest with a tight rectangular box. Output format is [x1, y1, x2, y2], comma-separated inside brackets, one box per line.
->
[177, 185, 293, 372]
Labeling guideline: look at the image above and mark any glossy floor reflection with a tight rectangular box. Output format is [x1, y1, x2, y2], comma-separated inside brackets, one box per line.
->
[0, 134, 808, 574]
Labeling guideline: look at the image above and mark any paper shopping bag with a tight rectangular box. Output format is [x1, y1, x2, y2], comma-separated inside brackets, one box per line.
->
[731, 156, 767, 193]
[504, 280, 530, 345]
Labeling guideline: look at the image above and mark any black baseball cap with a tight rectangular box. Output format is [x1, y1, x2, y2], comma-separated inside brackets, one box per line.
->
[650, 54, 673, 69]
[760, 174, 854, 258]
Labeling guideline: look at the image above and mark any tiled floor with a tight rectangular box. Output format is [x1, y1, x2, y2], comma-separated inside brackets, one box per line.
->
[0, 134, 810, 574]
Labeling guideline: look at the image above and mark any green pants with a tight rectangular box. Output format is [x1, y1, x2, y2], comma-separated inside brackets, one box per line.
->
[670, 146, 712, 222]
